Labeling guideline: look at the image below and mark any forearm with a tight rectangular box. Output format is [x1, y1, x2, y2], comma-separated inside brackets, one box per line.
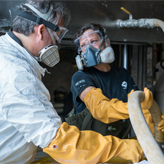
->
[83, 87, 153, 124]
[84, 88, 129, 124]
[43, 122, 143, 164]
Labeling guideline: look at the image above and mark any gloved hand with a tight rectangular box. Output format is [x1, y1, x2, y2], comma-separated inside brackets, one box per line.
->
[158, 114, 164, 132]
[140, 87, 153, 110]
[110, 138, 144, 163]
[43, 122, 144, 164]
[128, 87, 153, 110]
[128, 88, 154, 136]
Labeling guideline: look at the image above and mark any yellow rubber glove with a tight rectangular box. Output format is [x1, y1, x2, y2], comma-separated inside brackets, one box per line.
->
[43, 122, 144, 164]
[128, 88, 153, 110]
[84, 87, 153, 124]
[140, 87, 153, 110]
[158, 114, 164, 132]
[127, 89, 135, 98]
[128, 88, 155, 136]
[143, 111, 155, 136]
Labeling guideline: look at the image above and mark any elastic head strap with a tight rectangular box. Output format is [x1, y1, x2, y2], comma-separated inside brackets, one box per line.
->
[18, 3, 59, 32]
[24, 3, 52, 20]
[94, 38, 105, 57]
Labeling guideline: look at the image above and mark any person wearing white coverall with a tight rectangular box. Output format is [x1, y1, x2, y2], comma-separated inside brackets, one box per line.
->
[0, 0, 164, 164]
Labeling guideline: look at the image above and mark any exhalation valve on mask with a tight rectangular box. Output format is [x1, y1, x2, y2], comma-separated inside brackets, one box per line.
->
[75, 55, 84, 70]
[75, 46, 115, 70]
[38, 44, 60, 67]
[100, 46, 115, 63]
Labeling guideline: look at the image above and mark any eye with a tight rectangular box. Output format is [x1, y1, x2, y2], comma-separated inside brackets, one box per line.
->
[91, 40, 98, 44]
[80, 44, 85, 48]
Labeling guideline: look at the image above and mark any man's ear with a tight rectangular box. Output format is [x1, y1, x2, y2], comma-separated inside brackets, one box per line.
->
[37, 24, 46, 40]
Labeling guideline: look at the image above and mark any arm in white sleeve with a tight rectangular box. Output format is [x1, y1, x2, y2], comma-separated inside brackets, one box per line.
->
[0, 59, 61, 148]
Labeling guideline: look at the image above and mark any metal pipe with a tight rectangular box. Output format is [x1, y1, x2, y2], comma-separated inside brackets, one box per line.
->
[108, 18, 164, 33]
[128, 91, 164, 164]
[123, 44, 128, 69]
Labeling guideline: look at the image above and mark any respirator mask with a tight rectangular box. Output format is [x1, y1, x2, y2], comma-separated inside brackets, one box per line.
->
[38, 44, 59, 67]
[74, 30, 115, 70]
[17, 3, 68, 67]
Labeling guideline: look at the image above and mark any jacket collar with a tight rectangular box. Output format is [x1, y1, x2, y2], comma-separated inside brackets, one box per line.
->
[8, 30, 23, 47]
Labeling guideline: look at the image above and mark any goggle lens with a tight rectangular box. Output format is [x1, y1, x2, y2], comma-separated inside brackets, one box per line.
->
[80, 39, 103, 51]
[53, 27, 68, 43]
[74, 30, 103, 51]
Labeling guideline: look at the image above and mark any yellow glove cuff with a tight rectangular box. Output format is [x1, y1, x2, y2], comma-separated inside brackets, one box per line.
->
[43, 122, 144, 164]
[84, 88, 129, 124]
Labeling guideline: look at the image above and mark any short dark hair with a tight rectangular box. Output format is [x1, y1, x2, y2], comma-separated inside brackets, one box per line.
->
[74, 23, 106, 48]
[74, 23, 106, 40]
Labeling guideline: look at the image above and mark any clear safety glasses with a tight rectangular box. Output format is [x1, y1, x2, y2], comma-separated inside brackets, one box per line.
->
[74, 30, 103, 51]
[52, 27, 68, 43]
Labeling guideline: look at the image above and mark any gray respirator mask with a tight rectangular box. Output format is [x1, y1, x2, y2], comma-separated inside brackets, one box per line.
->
[75, 30, 115, 70]
[38, 44, 59, 67]
[17, 4, 68, 67]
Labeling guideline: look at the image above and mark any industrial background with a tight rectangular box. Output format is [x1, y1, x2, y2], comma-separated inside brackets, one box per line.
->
[1, 0, 164, 119]
[1, 1, 164, 163]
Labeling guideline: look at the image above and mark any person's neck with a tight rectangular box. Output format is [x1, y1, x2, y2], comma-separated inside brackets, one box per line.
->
[12, 31, 38, 57]
[94, 63, 111, 72]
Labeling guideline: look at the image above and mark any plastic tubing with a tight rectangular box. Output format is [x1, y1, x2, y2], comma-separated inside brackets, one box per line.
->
[153, 19, 164, 33]
[143, 18, 164, 32]
[128, 91, 164, 164]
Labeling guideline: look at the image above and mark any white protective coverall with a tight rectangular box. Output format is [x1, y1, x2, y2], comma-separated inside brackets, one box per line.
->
[0, 33, 62, 164]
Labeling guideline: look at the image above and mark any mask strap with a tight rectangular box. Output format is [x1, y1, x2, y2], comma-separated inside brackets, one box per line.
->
[24, 3, 52, 20]
[97, 38, 105, 54]
[20, 3, 59, 44]
[18, 4, 59, 32]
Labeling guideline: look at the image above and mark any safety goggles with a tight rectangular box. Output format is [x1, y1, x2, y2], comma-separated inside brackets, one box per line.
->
[23, 4, 68, 44]
[74, 30, 103, 51]
[52, 27, 68, 43]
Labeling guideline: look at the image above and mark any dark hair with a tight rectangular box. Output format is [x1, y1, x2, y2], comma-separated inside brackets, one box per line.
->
[74, 23, 106, 40]
[11, 0, 70, 36]
[74, 23, 106, 48]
